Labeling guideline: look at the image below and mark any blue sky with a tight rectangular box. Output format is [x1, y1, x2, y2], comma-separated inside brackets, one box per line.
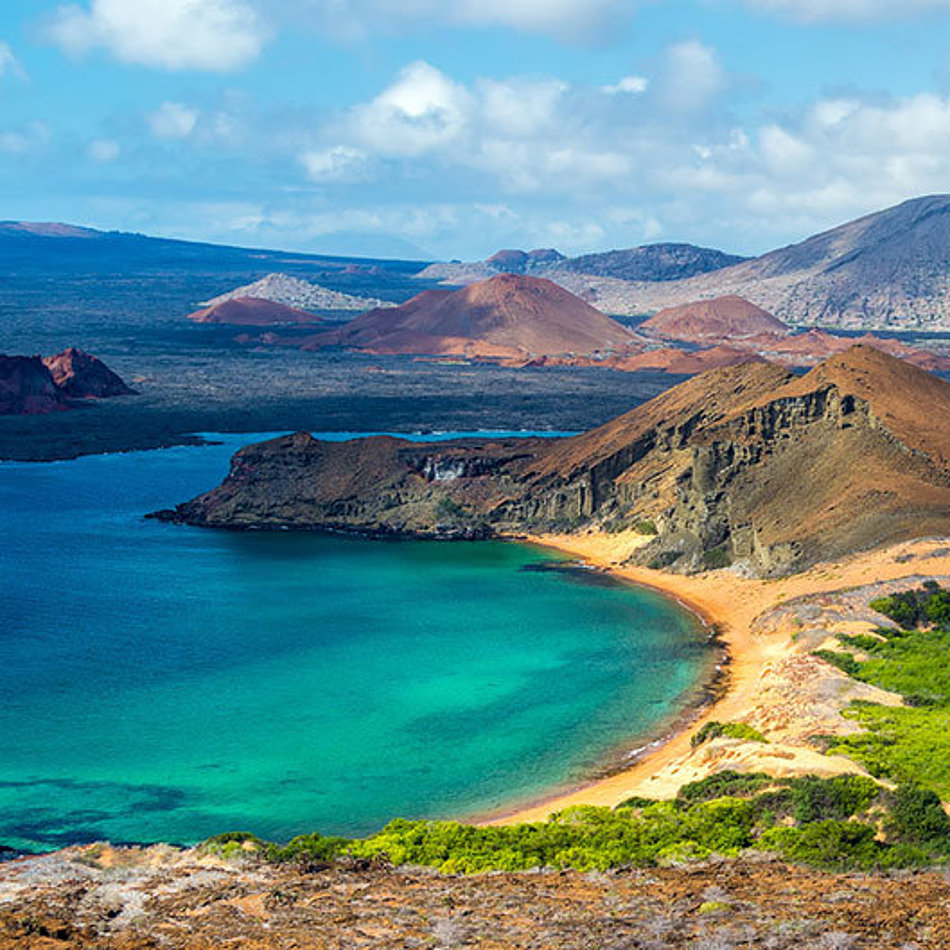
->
[3, 0, 950, 259]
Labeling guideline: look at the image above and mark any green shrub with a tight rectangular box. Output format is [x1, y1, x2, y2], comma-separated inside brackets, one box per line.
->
[677, 771, 774, 803]
[691, 721, 767, 749]
[869, 594, 919, 629]
[830, 705, 950, 799]
[648, 550, 681, 570]
[813, 649, 861, 676]
[757, 821, 884, 870]
[783, 775, 880, 823]
[889, 783, 950, 849]
[265, 832, 350, 864]
[836, 633, 886, 653]
[200, 831, 263, 857]
[236, 771, 950, 875]
[436, 496, 468, 520]
[703, 544, 731, 571]
[634, 519, 658, 535]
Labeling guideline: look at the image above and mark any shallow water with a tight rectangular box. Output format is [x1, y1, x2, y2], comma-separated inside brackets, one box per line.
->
[0, 432, 710, 850]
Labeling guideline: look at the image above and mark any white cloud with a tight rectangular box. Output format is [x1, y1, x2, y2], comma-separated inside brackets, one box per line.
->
[0, 122, 50, 155]
[445, 0, 629, 38]
[45, 0, 266, 71]
[349, 60, 472, 157]
[759, 124, 815, 175]
[659, 40, 726, 112]
[324, 60, 630, 191]
[744, 0, 950, 22]
[602, 76, 648, 95]
[148, 101, 200, 139]
[286, 0, 635, 43]
[87, 138, 120, 162]
[300, 145, 369, 181]
[0, 42, 26, 81]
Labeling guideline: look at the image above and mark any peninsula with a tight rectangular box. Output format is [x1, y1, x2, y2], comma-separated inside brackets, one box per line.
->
[157, 345, 950, 578]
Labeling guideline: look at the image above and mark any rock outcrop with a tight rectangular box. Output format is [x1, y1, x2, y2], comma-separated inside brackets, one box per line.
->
[1, 348, 134, 414]
[0, 356, 69, 415]
[158, 346, 950, 577]
[42, 347, 135, 398]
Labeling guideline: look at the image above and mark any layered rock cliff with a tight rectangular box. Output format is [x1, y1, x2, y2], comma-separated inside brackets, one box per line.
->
[159, 346, 950, 577]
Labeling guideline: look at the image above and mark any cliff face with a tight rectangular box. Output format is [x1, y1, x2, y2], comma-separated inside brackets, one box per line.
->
[160, 346, 950, 577]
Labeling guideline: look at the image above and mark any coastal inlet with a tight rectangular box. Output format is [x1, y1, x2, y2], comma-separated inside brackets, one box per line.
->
[0, 433, 712, 851]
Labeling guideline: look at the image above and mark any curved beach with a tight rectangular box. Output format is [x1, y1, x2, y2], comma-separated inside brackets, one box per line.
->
[490, 531, 950, 824]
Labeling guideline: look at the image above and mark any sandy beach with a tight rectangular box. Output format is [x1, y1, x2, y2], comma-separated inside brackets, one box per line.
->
[490, 531, 950, 824]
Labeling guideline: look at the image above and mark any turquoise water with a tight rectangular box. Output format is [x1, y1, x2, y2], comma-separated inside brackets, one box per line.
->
[0, 432, 710, 851]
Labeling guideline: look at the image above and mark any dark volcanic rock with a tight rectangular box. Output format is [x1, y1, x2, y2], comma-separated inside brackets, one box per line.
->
[0, 355, 68, 415]
[157, 430, 546, 537]
[161, 346, 950, 577]
[562, 243, 748, 282]
[42, 347, 135, 398]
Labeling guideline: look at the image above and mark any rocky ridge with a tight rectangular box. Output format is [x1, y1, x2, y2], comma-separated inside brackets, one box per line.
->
[556, 195, 950, 329]
[0, 356, 69, 415]
[158, 346, 950, 577]
[417, 242, 746, 286]
[42, 347, 135, 398]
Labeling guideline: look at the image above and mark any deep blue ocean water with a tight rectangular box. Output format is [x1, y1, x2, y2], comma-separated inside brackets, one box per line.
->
[0, 432, 711, 851]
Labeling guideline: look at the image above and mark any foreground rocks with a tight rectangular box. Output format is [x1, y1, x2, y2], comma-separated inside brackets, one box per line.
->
[1, 844, 948, 949]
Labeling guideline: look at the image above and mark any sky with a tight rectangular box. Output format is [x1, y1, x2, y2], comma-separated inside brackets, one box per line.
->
[2, 1, 950, 260]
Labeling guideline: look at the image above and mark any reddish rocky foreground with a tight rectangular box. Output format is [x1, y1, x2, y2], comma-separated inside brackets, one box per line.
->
[1, 846, 948, 949]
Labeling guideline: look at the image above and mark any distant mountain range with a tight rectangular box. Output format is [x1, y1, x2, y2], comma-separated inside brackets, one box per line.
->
[417, 243, 745, 285]
[0, 221, 428, 277]
[415, 196, 950, 331]
[12, 195, 950, 331]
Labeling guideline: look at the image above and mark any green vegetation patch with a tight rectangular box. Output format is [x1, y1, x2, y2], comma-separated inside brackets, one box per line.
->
[691, 720, 768, 748]
[809, 582, 950, 800]
[214, 772, 950, 875]
[702, 543, 731, 571]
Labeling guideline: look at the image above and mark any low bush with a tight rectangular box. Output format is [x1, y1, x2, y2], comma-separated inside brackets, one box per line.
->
[812, 649, 862, 676]
[691, 721, 767, 749]
[205, 771, 950, 875]
[702, 544, 731, 571]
